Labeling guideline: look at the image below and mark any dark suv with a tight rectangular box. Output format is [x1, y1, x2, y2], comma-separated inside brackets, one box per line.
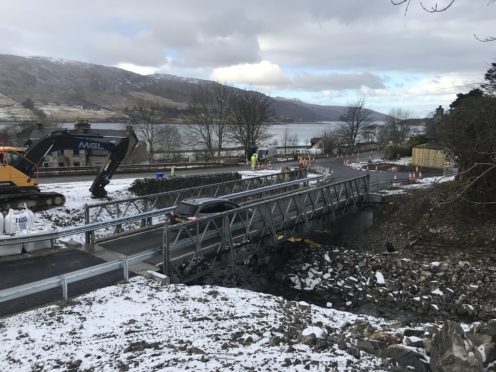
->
[169, 197, 240, 224]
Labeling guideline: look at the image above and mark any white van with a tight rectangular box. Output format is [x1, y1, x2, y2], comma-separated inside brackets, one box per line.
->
[257, 146, 277, 162]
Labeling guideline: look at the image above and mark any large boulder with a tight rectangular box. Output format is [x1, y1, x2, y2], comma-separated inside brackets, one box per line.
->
[383, 344, 429, 372]
[430, 321, 483, 372]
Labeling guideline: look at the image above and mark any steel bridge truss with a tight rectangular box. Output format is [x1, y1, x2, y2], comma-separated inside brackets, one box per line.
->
[0, 175, 370, 305]
[162, 174, 370, 282]
[84, 169, 308, 224]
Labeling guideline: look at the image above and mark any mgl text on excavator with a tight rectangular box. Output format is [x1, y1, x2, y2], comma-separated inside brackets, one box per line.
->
[0, 127, 137, 211]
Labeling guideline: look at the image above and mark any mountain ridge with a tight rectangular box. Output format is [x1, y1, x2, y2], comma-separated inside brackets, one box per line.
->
[0, 54, 386, 123]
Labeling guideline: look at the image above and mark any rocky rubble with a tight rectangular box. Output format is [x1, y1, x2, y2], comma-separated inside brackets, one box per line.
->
[309, 317, 496, 371]
[282, 242, 496, 321]
[191, 181, 496, 370]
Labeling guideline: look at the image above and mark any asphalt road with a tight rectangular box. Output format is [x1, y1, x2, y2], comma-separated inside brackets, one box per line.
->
[0, 249, 126, 317]
[39, 151, 391, 184]
[38, 163, 283, 184]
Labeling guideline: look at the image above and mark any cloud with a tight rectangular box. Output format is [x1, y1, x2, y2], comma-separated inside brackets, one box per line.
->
[0, 0, 494, 114]
[211, 61, 385, 91]
[86, 30, 166, 67]
[293, 72, 385, 91]
[211, 61, 290, 86]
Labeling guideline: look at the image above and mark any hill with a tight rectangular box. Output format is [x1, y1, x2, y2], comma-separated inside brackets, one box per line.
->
[0, 54, 386, 123]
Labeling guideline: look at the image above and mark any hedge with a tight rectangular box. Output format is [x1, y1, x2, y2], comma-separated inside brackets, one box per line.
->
[383, 135, 428, 160]
[129, 172, 242, 196]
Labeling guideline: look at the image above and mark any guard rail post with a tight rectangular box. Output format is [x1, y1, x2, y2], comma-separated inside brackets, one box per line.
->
[365, 173, 371, 202]
[141, 199, 149, 227]
[123, 258, 129, 281]
[61, 276, 68, 301]
[146, 197, 153, 226]
[162, 224, 170, 277]
[84, 204, 95, 245]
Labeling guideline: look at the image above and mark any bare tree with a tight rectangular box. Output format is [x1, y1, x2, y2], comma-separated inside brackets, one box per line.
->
[125, 99, 169, 163]
[320, 130, 339, 155]
[279, 128, 298, 156]
[157, 125, 182, 160]
[392, 0, 495, 41]
[212, 84, 232, 158]
[379, 108, 412, 144]
[185, 85, 216, 159]
[363, 123, 379, 144]
[229, 90, 273, 157]
[337, 98, 372, 151]
[391, 0, 455, 14]
[185, 84, 232, 160]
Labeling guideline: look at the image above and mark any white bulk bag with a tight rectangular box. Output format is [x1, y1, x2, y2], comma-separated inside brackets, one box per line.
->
[0, 234, 22, 256]
[21, 228, 54, 253]
[4, 207, 35, 235]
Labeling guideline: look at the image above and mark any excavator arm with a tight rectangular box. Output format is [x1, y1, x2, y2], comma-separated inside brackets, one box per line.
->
[89, 136, 131, 197]
[14, 128, 136, 198]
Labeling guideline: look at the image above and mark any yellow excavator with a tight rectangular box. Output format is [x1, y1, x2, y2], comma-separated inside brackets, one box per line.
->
[0, 128, 137, 211]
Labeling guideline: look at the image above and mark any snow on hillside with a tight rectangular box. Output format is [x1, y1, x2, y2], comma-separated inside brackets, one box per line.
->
[0, 276, 389, 371]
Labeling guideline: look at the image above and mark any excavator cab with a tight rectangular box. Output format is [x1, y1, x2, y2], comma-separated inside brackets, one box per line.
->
[0, 146, 25, 165]
[0, 146, 39, 190]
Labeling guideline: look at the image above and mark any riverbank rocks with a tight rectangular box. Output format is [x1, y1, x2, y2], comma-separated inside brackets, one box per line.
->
[430, 321, 483, 372]
[282, 243, 496, 322]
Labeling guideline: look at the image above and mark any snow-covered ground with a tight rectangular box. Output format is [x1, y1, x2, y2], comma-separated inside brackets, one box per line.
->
[0, 276, 391, 371]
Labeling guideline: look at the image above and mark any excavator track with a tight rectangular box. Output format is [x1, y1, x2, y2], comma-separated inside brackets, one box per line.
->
[0, 191, 66, 211]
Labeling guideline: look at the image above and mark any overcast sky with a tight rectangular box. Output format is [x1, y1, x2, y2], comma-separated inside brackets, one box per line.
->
[1, 0, 494, 116]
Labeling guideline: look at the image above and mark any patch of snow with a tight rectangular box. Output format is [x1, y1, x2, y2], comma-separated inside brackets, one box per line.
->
[375, 272, 385, 285]
[384, 157, 412, 166]
[381, 189, 406, 195]
[301, 326, 325, 338]
[432, 288, 444, 296]
[403, 176, 455, 190]
[238, 169, 281, 179]
[0, 277, 390, 371]
[478, 344, 487, 363]
[405, 336, 423, 344]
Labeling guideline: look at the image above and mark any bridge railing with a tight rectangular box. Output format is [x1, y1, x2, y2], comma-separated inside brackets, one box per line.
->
[84, 169, 309, 224]
[0, 175, 320, 248]
[162, 174, 370, 281]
